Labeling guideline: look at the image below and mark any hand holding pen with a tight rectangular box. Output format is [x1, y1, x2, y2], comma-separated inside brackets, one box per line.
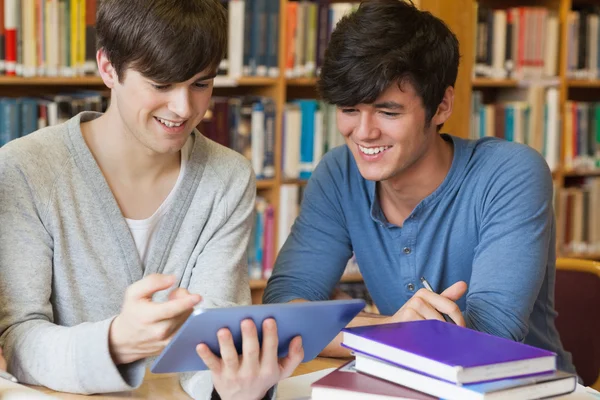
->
[384, 278, 467, 326]
[420, 277, 458, 324]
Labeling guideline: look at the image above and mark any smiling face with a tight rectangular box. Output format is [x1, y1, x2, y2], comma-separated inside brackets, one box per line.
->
[98, 50, 215, 155]
[337, 80, 446, 183]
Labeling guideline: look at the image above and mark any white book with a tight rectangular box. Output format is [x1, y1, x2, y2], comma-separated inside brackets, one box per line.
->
[227, 0, 245, 79]
[544, 88, 559, 171]
[491, 10, 507, 79]
[277, 185, 299, 252]
[355, 354, 576, 400]
[313, 109, 324, 167]
[283, 104, 301, 179]
[544, 12, 559, 77]
[251, 102, 265, 178]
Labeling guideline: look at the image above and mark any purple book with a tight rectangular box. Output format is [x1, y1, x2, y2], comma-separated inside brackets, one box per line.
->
[342, 320, 556, 384]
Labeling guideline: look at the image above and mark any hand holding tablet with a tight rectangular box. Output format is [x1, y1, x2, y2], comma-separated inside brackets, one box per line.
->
[150, 299, 365, 373]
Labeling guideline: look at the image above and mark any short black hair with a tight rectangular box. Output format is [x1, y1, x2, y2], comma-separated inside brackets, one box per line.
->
[97, 0, 227, 83]
[318, 0, 459, 129]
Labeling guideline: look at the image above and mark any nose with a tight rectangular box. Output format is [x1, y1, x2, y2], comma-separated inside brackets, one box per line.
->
[168, 88, 192, 119]
[354, 112, 380, 141]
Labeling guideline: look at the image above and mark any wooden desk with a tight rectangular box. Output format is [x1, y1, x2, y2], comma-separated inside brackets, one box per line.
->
[32, 358, 347, 399]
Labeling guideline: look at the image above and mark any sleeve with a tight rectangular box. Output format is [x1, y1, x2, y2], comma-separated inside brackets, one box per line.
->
[262, 155, 354, 304]
[464, 146, 555, 342]
[0, 155, 144, 394]
[179, 158, 256, 400]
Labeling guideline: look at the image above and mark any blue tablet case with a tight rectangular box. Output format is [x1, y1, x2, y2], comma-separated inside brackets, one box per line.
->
[150, 299, 366, 373]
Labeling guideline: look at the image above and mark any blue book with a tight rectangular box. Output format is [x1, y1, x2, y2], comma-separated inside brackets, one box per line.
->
[355, 352, 576, 400]
[295, 99, 317, 180]
[0, 98, 21, 147]
[20, 98, 39, 137]
[342, 320, 556, 384]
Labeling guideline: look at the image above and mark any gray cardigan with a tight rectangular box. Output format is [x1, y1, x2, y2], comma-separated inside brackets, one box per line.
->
[0, 112, 255, 399]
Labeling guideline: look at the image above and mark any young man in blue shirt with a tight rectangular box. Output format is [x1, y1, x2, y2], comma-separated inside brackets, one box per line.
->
[263, 0, 575, 373]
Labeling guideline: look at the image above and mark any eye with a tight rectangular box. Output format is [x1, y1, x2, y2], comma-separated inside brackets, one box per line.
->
[341, 108, 358, 114]
[193, 82, 210, 89]
[151, 83, 171, 91]
[380, 111, 400, 117]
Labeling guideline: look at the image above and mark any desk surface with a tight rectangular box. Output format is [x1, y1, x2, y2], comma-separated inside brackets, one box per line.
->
[32, 358, 348, 399]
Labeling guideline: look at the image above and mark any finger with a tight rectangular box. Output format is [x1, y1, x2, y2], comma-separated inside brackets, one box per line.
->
[152, 295, 202, 321]
[440, 281, 468, 302]
[404, 296, 446, 322]
[260, 318, 279, 370]
[413, 289, 465, 326]
[217, 328, 240, 370]
[240, 319, 260, 368]
[196, 343, 222, 374]
[126, 274, 176, 301]
[279, 336, 304, 379]
[168, 287, 191, 301]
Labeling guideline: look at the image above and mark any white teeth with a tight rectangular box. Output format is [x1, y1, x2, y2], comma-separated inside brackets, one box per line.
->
[156, 117, 184, 128]
[358, 145, 390, 155]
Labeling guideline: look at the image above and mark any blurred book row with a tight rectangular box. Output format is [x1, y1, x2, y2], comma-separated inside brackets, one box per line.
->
[470, 87, 561, 171]
[0, 0, 96, 77]
[473, 5, 559, 80]
[559, 177, 600, 257]
[284, 1, 358, 78]
[0, 92, 105, 145]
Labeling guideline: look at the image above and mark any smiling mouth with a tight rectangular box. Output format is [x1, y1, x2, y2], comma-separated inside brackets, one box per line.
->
[154, 116, 186, 128]
[358, 144, 392, 155]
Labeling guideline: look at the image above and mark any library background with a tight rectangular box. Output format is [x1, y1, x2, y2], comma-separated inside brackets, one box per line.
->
[0, 0, 598, 308]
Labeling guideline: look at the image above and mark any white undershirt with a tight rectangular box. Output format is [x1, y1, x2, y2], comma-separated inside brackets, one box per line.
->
[126, 137, 193, 267]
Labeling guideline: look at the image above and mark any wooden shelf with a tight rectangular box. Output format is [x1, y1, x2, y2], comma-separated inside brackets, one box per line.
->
[0, 76, 105, 85]
[282, 178, 309, 186]
[256, 179, 275, 189]
[472, 78, 519, 88]
[0, 75, 278, 87]
[286, 77, 318, 86]
[249, 279, 268, 289]
[563, 169, 600, 177]
[562, 253, 600, 261]
[567, 79, 600, 88]
[339, 273, 364, 283]
[249, 273, 363, 290]
[235, 76, 279, 86]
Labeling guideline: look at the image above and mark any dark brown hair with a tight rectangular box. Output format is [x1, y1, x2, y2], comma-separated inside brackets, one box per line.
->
[318, 0, 459, 129]
[97, 0, 227, 83]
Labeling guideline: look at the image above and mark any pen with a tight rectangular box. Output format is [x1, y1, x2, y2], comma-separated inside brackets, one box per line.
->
[419, 277, 456, 324]
[0, 370, 18, 383]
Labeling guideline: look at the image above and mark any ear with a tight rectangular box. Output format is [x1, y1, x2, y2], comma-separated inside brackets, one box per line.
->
[431, 86, 454, 126]
[97, 49, 118, 89]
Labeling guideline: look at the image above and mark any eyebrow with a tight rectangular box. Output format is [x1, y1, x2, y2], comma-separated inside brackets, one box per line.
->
[194, 73, 218, 82]
[373, 101, 405, 110]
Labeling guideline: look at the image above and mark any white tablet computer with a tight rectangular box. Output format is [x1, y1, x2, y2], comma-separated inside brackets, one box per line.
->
[150, 299, 366, 373]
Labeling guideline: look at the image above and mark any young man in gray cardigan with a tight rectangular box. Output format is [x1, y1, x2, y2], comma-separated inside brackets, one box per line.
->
[0, 1, 302, 399]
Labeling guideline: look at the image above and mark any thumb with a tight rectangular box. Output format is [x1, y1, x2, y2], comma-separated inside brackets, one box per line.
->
[440, 281, 468, 302]
[126, 274, 176, 301]
[280, 336, 304, 379]
[168, 287, 191, 301]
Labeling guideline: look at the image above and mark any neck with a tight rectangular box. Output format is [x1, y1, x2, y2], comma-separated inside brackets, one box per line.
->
[379, 133, 453, 218]
[82, 108, 182, 184]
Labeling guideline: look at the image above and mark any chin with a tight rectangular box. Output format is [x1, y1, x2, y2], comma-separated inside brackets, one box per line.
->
[357, 167, 392, 182]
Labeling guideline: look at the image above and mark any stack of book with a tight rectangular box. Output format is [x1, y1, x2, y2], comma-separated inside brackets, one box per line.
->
[311, 320, 577, 400]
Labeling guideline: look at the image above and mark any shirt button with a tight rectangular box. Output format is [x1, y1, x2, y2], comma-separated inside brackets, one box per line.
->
[403, 247, 411, 254]
[407, 283, 415, 291]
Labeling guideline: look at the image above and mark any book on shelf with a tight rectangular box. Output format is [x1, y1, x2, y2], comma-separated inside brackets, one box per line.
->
[311, 360, 436, 400]
[354, 352, 577, 400]
[342, 320, 556, 385]
[473, 5, 559, 80]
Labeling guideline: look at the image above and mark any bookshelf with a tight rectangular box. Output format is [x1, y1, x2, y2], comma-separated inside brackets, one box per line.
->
[471, 0, 600, 262]
[0, 0, 494, 304]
